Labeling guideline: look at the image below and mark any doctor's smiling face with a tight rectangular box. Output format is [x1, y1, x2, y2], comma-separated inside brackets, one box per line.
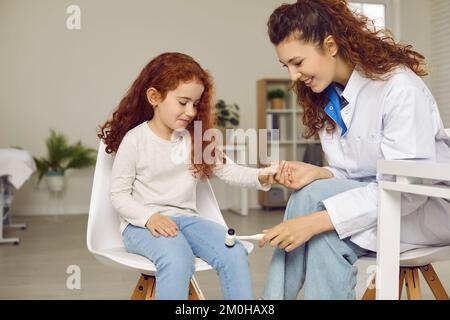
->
[276, 34, 347, 93]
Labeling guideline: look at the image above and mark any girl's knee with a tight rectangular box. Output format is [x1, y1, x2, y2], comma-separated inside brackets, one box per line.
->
[225, 242, 248, 259]
[217, 243, 248, 269]
[156, 250, 195, 274]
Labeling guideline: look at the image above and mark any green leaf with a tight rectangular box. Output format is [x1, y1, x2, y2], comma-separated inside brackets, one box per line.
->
[33, 130, 97, 184]
[267, 89, 286, 99]
[214, 99, 240, 129]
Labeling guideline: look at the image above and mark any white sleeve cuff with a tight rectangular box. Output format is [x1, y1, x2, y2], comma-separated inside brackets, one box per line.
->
[322, 184, 378, 239]
[256, 168, 272, 191]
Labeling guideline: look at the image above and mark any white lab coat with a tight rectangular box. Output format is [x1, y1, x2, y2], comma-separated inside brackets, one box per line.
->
[319, 67, 450, 252]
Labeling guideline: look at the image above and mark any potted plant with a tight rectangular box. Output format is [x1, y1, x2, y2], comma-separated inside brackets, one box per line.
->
[267, 89, 286, 109]
[214, 100, 240, 135]
[34, 130, 97, 192]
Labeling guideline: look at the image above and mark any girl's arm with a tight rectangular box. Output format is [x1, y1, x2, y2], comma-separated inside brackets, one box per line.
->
[213, 151, 276, 191]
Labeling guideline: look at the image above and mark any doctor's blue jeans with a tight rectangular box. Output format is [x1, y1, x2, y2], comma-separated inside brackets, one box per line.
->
[262, 178, 371, 300]
[122, 215, 253, 300]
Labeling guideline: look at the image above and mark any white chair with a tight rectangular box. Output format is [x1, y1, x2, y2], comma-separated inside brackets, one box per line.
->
[87, 141, 253, 300]
[362, 128, 450, 300]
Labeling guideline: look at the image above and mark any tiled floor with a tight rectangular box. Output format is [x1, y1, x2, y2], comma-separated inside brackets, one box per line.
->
[1, 211, 449, 299]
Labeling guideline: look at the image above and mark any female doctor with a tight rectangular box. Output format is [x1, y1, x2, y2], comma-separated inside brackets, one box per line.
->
[259, 0, 450, 300]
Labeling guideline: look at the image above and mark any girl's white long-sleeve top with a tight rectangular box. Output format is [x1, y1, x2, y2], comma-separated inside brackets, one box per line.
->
[110, 121, 270, 234]
[320, 67, 450, 252]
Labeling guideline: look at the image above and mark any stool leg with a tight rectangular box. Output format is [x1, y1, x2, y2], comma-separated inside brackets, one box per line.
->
[362, 269, 406, 300]
[419, 264, 449, 300]
[362, 275, 376, 300]
[398, 268, 406, 299]
[131, 274, 205, 300]
[131, 274, 155, 300]
[145, 276, 156, 300]
[405, 268, 422, 300]
[188, 276, 205, 300]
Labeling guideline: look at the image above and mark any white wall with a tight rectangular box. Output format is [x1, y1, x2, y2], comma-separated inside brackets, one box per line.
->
[430, 0, 450, 127]
[392, 0, 431, 86]
[393, 0, 450, 127]
[0, 0, 291, 215]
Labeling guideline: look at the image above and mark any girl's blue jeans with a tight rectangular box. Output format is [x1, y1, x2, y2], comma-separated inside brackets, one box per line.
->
[122, 215, 253, 300]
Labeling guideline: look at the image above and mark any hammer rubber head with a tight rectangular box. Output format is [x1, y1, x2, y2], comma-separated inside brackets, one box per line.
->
[225, 228, 236, 247]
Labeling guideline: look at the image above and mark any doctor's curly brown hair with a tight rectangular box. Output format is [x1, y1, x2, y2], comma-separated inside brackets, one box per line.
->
[268, 0, 428, 138]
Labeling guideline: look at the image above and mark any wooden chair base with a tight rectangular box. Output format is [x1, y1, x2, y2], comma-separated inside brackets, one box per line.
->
[362, 264, 449, 300]
[130, 274, 205, 300]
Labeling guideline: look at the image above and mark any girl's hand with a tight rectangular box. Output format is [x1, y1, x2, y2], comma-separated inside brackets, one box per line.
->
[275, 161, 333, 190]
[258, 161, 283, 187]
[258, 211, 334, 252]
[145, 213, 178, 238]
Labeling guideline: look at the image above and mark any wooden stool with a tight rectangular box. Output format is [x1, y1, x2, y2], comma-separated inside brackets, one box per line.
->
[131, 274, 205, 300]
[362, 264, 449, 300]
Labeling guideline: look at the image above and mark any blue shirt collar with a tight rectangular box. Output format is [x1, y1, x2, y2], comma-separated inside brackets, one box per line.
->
[324, 83, 348, 136]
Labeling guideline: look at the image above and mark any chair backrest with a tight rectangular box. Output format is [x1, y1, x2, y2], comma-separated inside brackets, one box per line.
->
[87, 141, 226, 253]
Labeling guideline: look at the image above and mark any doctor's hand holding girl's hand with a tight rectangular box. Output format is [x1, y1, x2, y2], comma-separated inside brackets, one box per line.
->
[274, 161, 333, 190]
[145, 213, 178, 238]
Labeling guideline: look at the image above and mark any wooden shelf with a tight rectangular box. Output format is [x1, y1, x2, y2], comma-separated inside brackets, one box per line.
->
[266, 109, 303, 114]
[268, 140, 320, 145]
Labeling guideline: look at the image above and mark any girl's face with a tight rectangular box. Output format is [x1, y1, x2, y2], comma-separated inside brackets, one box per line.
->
[151, 80, 205, 132]
[275, 36, 338, 93]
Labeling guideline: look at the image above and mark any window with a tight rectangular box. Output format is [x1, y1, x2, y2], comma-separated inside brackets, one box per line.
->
[430, 0, 450, 127]
[349, 1, 387, 30]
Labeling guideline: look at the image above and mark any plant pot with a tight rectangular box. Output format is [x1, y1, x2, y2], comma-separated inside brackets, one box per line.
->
[46, 171, 65, 192]
[270, 98, 285, 110]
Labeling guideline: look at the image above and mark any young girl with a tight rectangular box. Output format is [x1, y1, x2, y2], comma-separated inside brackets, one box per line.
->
[259, 0, 450, 299]
[98, 52, 277, 300]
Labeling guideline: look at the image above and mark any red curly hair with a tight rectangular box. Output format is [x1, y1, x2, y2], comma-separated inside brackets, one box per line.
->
[98, 52, 216, 179]
[268, 0, 428, 138]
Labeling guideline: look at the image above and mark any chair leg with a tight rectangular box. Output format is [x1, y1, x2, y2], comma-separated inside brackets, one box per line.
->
[398, 268, 406, 298]
[145, 276, 156, 300]
[419, 264, 449, 300]
[130, 274, 205, 300]
[188, 276, 205, 300]
[362, 274, 376, 300]
[131, 274, 155, 300]
[362, 270, 406, 300]
[404, 267, 422, 300]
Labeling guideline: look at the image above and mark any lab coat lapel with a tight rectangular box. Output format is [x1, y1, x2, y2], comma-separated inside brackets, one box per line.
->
[341, 69, 371, 131]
